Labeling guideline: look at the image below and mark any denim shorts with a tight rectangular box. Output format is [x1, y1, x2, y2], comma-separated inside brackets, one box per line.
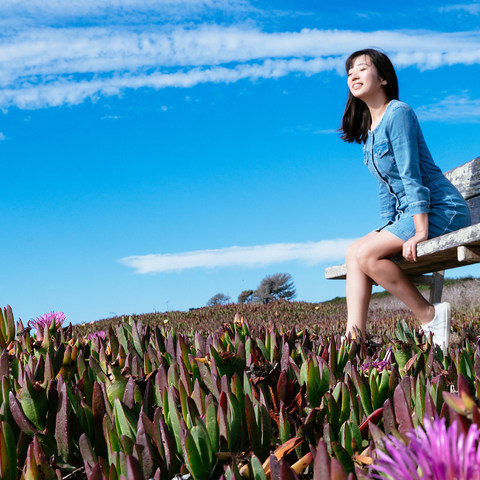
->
[378, 177, 472, 242]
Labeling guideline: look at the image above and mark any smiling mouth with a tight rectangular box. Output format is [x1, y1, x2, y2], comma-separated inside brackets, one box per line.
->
[352, 83, 362, 90]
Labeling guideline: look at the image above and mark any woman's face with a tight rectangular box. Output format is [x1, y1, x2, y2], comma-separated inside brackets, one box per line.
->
[347, 55, 387, 102]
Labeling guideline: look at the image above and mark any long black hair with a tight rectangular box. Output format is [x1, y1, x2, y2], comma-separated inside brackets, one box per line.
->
[340, 49, 399, 144]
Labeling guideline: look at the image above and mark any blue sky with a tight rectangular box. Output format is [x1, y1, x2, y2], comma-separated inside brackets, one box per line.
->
[1, 0, 480, 324]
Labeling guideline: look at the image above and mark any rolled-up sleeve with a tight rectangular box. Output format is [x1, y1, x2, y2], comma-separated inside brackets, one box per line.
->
[388, 105, 430, 215]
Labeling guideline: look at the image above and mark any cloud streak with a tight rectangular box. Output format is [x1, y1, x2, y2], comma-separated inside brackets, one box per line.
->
[119, 239, 354, 274]
[1, 24, 480, 109]
[416, 94, 480, 123]
[440, 3, 480, 15]
[0, 56, 342, 109]
[0, 0, 251, 19]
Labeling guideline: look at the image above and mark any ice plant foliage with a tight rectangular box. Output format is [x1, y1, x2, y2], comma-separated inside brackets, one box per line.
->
[4, 299, 480, 479]
[370, 418, 480, 480]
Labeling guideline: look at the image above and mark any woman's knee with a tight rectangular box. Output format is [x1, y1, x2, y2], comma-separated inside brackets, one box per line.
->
[346, 241, 374, 274]
[354, 243, 378, 273]
[346, 240, 362, 265]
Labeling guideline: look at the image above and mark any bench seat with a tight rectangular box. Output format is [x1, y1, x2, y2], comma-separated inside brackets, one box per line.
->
[325, 223, 480, 280]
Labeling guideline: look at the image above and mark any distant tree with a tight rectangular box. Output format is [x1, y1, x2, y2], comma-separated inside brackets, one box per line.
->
[253, 273, 296, 304]
[206, 293, 231, 307]
[238, 289, 254, 304]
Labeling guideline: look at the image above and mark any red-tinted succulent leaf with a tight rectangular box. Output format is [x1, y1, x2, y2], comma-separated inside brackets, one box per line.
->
[393, 383, 413, 438]
[8, 392, 39, 436]
[280, 342, 290, 372]
[122, 377, 136, 410]
[458, 373, 473, 398]
[126, 455, 144, 480]
[424, 389, 437, 422]
[332, 443, 354, 477]
[359, 407, 383, 439]
[56, 377, 73, 462]
[245, 394, 262, 459]
[0, 351, 9, 379]
[313, 440, 330, 480]
[443, 391, 467, 414]
[136, 415, 155, 477]
[79, 433, 98, 468]
[330, 457, 348, 480]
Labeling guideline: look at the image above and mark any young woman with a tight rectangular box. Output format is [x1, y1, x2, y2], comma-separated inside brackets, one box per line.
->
[340, 48, 471, 349]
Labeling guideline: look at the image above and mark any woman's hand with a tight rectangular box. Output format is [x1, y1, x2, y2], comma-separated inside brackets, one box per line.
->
[402, 234, 424, 262]
[403, 214, 429, 262]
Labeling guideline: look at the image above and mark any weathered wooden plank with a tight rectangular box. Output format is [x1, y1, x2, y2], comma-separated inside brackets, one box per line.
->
[325, 264, 347, 279]
[413, 223, 480, 256]
[325, 223, 480, 280]
[445, 157, 480, 199]
[458, 246, 480, 263]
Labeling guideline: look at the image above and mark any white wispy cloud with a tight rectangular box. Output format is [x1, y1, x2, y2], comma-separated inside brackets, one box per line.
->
[1, 24, 480, 109]
[0, 56, 341, 109]
[101, 115, 122, 120]
[440, 3, 480, 15]
[0, 133, 6, 141]
[0, 0, 251, 17]
[119, 239, 354, 274]
[314, 128, 338, 135]
[417, 94, 480, 123]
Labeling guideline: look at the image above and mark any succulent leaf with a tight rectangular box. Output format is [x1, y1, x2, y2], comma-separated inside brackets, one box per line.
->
[113, 398, 137, 442]
[0, 421, 16, 480]
[8, 391, 40, 436]
[55, 377, 73, 463]
[182, 428, 209, 480]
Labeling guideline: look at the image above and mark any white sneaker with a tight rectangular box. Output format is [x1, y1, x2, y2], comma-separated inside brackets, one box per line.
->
[421, 302, 451, 351]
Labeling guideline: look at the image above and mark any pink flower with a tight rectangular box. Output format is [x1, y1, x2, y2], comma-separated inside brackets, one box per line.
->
[370, 418, 480, 479]
[359, 359, 390, 373]
[29, 311, 66, 332]
[87, 330, 107, 341]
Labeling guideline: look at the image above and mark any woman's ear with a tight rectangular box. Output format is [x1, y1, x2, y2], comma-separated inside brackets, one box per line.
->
[380, 78, 387, 86]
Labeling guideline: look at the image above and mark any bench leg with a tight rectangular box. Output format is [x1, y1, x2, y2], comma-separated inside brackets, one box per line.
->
[429, 271, 445, 304]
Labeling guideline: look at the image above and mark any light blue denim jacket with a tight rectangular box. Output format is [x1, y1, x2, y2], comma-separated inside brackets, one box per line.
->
[363, 100, 444, 226]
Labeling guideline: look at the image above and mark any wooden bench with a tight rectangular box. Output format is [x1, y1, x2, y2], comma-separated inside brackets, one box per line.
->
[325, 156, 480, 303]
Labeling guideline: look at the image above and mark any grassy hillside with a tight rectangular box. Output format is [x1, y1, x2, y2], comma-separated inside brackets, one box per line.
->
[74, 276, 480, 344]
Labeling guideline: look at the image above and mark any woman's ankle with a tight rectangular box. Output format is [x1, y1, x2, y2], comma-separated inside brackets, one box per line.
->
[419, 304, 436, 325]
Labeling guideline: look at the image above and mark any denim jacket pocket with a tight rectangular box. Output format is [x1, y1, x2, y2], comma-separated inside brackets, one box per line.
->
[374, 141, 390, 158]
[374, 140, 395, 175]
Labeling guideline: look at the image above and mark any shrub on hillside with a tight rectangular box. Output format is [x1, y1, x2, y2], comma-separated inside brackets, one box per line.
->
[238, 289, 254, 304]
[206, 292, 231, 306]
[253, 272, 296, 304]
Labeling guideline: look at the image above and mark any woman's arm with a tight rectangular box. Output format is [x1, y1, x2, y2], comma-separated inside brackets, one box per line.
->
[388, 104, 431, 216]
[402, 213, 428, 262]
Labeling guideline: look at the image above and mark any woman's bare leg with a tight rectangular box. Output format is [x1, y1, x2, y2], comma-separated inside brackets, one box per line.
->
[346, 230, 435, 335]
[346, 232, 377, 334]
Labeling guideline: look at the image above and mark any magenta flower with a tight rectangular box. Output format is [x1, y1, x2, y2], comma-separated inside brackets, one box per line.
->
[359, 359, 390, 373]
[87, 330, 107, 341]
[361, 347, 392, 373]
[29, 311, 66, 332]
[369, 418, 480, 479]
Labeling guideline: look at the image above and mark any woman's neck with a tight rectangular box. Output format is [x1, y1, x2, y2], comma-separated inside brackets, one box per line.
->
[367, 96, 390, 131]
